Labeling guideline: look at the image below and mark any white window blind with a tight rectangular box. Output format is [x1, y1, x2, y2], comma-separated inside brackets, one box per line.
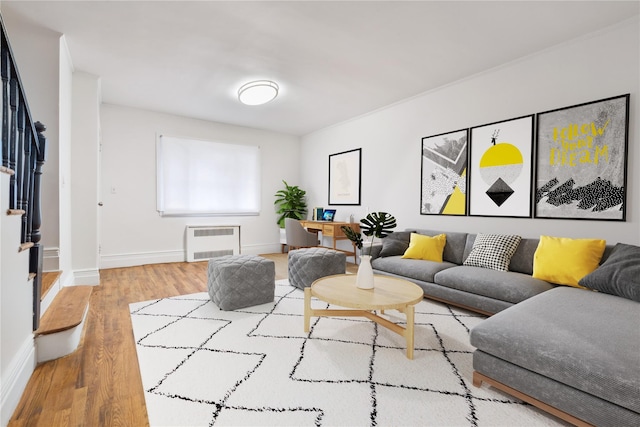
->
[157, 135, 261, 216]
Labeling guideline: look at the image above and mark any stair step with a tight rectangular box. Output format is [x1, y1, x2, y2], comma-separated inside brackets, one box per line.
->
[19, 242, 34, 252]
[41, 271, 62, 301]
[35, 286, 93, 336]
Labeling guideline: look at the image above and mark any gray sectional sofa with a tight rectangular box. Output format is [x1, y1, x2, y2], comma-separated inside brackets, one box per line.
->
[365, 229, 557, 315]
[363, 229, 640, 427]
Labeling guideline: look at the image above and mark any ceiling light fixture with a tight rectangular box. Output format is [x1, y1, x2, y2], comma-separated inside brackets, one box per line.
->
[238, 80, 279, 106]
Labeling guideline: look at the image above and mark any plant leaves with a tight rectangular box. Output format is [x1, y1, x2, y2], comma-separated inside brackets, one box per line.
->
[274, 180, 308, 227]
[341, 226, 364, 249]
[360, 212, 397, 239]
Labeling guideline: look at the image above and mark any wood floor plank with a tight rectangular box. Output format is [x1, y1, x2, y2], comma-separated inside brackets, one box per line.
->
[8, 253, 357, 426]
[69, 387, 88, 427]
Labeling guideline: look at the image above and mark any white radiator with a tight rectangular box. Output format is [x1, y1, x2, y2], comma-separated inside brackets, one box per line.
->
[185, 225, 240, 262]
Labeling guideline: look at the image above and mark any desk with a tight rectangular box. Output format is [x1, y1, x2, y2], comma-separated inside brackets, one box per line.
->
[299, 220, 360, 262]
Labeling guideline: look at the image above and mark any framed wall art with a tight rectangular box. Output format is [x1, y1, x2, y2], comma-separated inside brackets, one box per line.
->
[420, 128, 468, 215]
[534, 94, 629, 221]
[468, 115, 534, 217]
[328, 148, 362, 205]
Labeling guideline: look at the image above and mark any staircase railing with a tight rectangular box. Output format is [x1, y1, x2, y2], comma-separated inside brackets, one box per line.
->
[1, 16, 47, 330]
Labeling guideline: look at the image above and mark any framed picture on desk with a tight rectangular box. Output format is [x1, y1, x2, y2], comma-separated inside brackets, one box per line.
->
[328, 148, 361, 205]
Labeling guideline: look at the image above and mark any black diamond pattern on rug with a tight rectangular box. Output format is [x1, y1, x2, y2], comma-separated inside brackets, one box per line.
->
[130, 281, 564, 426]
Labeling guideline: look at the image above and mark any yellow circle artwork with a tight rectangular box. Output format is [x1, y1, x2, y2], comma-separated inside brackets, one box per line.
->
[479, 143, 523, 186]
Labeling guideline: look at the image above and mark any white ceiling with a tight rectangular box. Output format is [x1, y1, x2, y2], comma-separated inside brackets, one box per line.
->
[3, 1, 639, 136]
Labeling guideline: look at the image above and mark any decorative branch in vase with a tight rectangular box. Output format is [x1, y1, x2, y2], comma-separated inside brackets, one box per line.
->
[341, 212, 397, 289]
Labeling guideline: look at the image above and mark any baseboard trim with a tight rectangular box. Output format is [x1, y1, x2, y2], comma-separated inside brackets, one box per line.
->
[0, 336, 35, 426]
[100, 244, 282, 269]
[43, 247, 60, 272]
[100, 250, 184, 269]
[237, 244, 281, 256]
[73, 269, 100, 286]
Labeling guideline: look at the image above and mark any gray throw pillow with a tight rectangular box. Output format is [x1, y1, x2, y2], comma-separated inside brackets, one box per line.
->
[463, 233, 521, 272]
[379, 231, 413, 257]
[578, 243, 640, 302]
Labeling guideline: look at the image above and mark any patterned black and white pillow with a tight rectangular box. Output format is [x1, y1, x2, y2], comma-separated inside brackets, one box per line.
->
[463, 233, 522, 271]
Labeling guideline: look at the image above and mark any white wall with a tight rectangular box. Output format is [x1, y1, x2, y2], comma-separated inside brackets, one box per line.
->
[301, 18, 640, 246]
[71, 72, 101, 284]
[99, 104, 300, 268]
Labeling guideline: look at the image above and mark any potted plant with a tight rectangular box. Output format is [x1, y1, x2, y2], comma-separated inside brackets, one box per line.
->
[342, 212, 397, 289]
[274, 180, 308, 228]
[274, 180, 308, 248]
[274, 181, 309, 248]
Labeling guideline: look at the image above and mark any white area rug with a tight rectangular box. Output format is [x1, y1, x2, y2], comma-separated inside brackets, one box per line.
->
[130, 280, 563, 426]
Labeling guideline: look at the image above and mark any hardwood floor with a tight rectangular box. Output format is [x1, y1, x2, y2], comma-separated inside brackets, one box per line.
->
[9, 254, 358, 426]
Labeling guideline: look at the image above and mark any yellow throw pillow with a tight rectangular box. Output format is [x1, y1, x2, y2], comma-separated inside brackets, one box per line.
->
[532, 235, 606, 288]
[402, 233, 446, 262]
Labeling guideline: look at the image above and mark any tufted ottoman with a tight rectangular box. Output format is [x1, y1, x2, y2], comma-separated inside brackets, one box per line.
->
[288, 248, 346, 289]
[207, 255, 275, 310]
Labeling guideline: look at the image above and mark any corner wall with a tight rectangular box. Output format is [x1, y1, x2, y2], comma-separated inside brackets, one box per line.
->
[71, 72, 101, 284]
[58, 35, 74, 287]
[301, 18, 640, 246]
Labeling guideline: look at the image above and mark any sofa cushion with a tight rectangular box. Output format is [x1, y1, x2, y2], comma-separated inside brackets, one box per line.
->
[378, 231, 413, 257]
[533, 235, 606, 288]
[402, 233, 446, 262]
[463, 233, 521, 272]
[507, 237, 539, 275]
[578, 243, 640, 302]
[371, 256, 456, 284]
[414, 229, 468, 265]
[434, 265, 554, 304]
[470, 287, 640, 414]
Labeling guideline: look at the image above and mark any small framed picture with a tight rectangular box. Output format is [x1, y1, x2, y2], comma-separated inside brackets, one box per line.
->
[328, 148, 361, 205]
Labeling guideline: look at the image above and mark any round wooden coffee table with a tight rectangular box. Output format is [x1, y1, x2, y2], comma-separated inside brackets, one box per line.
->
[303, 274, 424, 359]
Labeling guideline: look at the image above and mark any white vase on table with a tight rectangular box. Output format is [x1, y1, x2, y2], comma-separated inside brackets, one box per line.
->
[356, 255, 375, 289]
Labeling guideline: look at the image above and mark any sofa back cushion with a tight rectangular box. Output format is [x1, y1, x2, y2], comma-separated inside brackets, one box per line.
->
[378, 231, 415, 257]
[415, 229, 468, 265]
[578, 243, 640, 302]
[508, 238, 540, 275]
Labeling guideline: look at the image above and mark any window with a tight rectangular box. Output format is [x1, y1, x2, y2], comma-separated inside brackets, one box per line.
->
[157, 135, 261, 216]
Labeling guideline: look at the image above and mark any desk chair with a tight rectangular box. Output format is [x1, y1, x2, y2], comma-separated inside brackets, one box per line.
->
[285, 218, 319, 250]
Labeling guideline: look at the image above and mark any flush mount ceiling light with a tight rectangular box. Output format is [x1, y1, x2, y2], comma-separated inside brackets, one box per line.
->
[238, 80, 279, 106]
